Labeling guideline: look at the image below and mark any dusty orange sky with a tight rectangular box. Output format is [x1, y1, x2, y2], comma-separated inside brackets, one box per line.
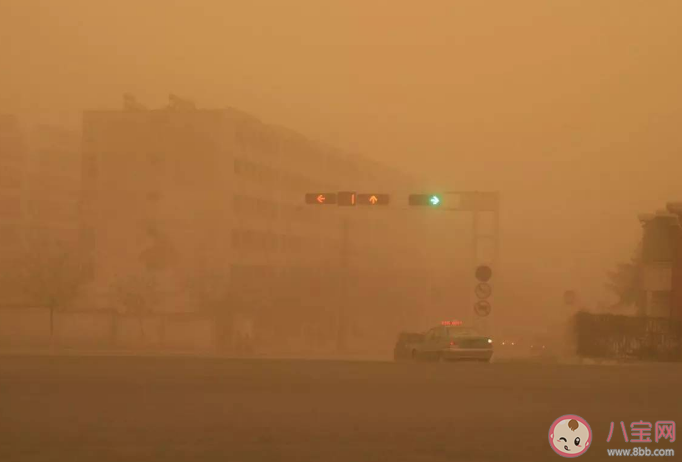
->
[2, 0, 681, 322]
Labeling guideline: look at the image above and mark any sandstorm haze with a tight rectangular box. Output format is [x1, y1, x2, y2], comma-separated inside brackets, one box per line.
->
[2, 0, 682, 322]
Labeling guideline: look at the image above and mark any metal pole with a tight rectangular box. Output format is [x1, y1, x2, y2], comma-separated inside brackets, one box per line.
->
[472, 210, 480, 265]
[337, 215, 349, 353]
[471, 210, 480, 327]
[490, 192, 500, 338]
[493, 193, 500, 266]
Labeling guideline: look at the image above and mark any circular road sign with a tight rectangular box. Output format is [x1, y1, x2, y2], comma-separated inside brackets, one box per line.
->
[475, 265, 492, 283]
[475, 282, 492, 300]
[474, 300, 492, 317]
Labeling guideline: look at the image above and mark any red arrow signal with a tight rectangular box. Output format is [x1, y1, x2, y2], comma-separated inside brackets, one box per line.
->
[305, 193, 337, 205]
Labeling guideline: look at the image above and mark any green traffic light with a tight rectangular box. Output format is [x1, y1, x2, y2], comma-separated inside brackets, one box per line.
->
[408, 193, 443, 206]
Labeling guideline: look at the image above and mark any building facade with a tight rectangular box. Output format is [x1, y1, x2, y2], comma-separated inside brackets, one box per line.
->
[638, 208, 682, 320]
[0, 115, 26, 268]
[24, 125, 82, 244]
[79, 100, 460, 353]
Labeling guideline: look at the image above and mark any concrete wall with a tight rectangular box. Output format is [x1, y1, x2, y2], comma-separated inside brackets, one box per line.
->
[0, 308, 216, 351]
[0, 307, 51, 347]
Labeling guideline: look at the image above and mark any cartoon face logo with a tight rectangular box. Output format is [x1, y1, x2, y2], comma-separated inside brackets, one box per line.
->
[549, 415, 592, 458]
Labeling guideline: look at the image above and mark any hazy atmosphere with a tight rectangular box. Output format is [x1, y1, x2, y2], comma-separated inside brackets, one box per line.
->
[1, 1, 681, 461]
[3, 0, 682, 321]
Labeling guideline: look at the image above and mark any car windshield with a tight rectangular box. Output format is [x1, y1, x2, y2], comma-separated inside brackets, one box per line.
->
[447, 327, 479, 337]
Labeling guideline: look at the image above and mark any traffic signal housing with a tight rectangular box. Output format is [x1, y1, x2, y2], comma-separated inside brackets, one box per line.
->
[305, 193, 338, 205]
[408, 194, 442, 206]
[337, 191, 356, 206]
[357, 193, 390, 206]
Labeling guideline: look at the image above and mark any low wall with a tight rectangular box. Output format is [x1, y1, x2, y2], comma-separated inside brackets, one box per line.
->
[0, 307, 52, 347]
[115, 316, 164, 348]
[163, 314, 215, 350]
[55, 310, 116, 348]
[574, 311, 682, 361]
[0, 307, 216, 352]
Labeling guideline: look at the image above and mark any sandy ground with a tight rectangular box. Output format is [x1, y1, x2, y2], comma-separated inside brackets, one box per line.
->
[0, 355, 680, 462]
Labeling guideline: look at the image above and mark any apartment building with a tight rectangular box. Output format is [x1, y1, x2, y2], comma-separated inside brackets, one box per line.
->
[80, 107, 236, 312]
[0, 115, 26, 265]
[79, 99, 454, 351]
[639, 206, 682, 320]
[24, 125, 81, 244]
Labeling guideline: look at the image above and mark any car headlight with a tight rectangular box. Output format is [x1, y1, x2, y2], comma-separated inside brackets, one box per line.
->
[487, 338, 493, 344]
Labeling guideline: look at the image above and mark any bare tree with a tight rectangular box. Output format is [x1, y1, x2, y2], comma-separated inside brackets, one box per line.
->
[183, 268, 230, 314]
[181, 266, 238, 352]
[111, 274, 160, 339]
[138, 223, 178, 272]
[3, 235, 91, 334]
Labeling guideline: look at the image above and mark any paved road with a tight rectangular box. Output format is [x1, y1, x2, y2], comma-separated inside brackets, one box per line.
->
[0, 355, 680, 462]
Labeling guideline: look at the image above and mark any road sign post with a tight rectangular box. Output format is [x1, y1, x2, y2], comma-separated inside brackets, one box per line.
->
[475, 282, 492, 300]
[474, 300, 491, 317]
[475, 265, 492, 283]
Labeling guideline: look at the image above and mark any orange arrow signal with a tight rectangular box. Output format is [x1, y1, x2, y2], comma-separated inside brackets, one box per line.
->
[317, 194, 325, 203]
[356, 193, 389, 205]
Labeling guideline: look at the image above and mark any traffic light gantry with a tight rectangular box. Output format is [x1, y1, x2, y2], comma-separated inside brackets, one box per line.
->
[304, 191, 499, 211]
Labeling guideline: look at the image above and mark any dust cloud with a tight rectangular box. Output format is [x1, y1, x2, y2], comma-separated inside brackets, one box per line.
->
[1, 0, 682, 345]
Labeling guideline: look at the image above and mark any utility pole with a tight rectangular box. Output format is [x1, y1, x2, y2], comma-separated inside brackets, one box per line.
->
[470, 210, 480, 327]
[465, 193, 500, 335]
[337, 215, 350, 353]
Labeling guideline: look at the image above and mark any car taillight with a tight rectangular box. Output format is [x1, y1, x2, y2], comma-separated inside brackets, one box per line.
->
[450, 341, 458, 347]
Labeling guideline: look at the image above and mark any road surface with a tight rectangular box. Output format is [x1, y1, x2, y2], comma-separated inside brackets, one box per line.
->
[0, 355, 679, 462]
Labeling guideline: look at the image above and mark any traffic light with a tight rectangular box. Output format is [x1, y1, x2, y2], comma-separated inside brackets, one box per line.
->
[305, 192, 391, 206]
[357, 193, 390, 206]
[408, 194, 442, 206]
[305, 193, 337, 205]
[337, 191, 356, 206]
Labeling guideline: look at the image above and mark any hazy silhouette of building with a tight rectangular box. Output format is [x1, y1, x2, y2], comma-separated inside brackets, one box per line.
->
[24, 125, 81, 244]
[0, 115, 26, 264]
[78, 98, 459, 352]
[638, 209, 682, 318]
